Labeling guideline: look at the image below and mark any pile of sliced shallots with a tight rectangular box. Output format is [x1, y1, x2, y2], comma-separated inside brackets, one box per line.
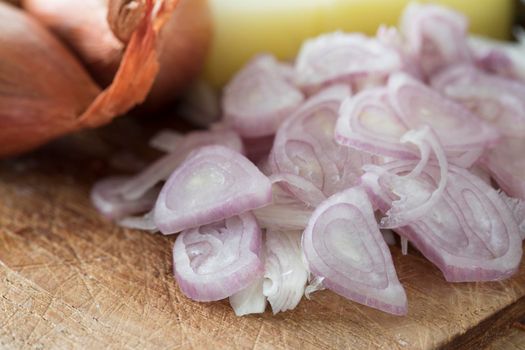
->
[91, 3, 525, 316]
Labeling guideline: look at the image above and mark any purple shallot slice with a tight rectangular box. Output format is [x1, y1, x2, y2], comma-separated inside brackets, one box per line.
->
[173, 213, 264, 302]
[302, 187, 408, 315]
[154, 145, 272, 234]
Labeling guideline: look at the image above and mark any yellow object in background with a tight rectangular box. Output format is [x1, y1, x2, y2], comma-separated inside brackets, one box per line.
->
[204, 0, 514, 87]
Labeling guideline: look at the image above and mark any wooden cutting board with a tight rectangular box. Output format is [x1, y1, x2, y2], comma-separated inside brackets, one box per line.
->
[0, 119, 524, 350]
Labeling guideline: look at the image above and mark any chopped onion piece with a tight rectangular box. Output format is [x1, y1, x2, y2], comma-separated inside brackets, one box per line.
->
[229, 278, 267, 316]
[154, 145, 272, 234]
[264, 230, 308, 314]
[269, 173, 327, 207]
[302, 187, 408, 315]
[272, 84, 374, 202]
[295, 32, 402, 91]
[388, 73, 499, 158]
[222, 54, 304, 137]
[335, 88, 412, 159]
[431, 64, 525, 137]
[337, 74, 498, 166]
[362, 160, 523, 282]
[173, 213, 264, 301]
[483, 137, 525, 200]
[91, 176, 159, 220]
[253, 203, 313, 232]
[117, 129, 244, 201]
[468, 36, 525, 82]
[149, 129, 183, 153]
[376, 126, 448, 229]
[400, 3, 471, 77]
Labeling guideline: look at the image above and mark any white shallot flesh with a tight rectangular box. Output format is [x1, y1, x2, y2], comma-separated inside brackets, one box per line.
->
[263, 230, 308, 314]
[229, 278, 267, 317]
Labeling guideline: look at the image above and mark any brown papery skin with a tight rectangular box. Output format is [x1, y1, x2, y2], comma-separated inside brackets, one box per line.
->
[0, 2, 101, 156]
[0, 0, 175, 157]
[23, 0, 212, 106]
[21, 0, 125, 86]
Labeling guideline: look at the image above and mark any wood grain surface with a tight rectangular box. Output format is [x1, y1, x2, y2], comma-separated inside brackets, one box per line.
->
[0, 120, 524, 350]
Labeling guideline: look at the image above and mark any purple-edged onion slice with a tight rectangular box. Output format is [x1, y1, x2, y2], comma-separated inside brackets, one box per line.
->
[173, 213, 264, 302]
[469, 36, 525, 82]
[388, 73, 499, 158]
[362, 160, 523, 282]
[154, 145, 272, 234]
[294, 32, 401, 91]
[483, 137, 525, 200]
[302, 187, 408, 315]
[376, 126, 449, 228]
[271, 85, 374, 203]
[400, 3, 471, 77]
[117, 129, 244, 202]
[431, 64, 525, 137]
[335, 87, 412, 159]
[264, 230, 308, 314]
[222, 54, 304, 137]
[91, 176, 160, 220]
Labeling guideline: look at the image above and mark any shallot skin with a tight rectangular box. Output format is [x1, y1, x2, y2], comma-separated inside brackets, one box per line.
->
[22, 0, 212, 107]
[0, 2, 100, 157]
[1, 0, 199, 158]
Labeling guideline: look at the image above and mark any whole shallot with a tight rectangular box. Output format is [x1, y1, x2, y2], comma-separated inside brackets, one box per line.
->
[0, 0, 210, 157]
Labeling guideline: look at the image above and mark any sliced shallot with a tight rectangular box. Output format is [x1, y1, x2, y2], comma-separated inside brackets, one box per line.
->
[469, 36, 525, 82]
[376, 126, 448, 228]
[222, 54, 304, 137]
[362, 160, 523, 282]
[116, 129, 244, 201]
[302, 187, 408, 315]
[294, 32, 401, 91]
[388, 73, 499, 162]
[90, 176, 159, 220]
[173, 213, 264, 301]
[400, 2, 471, 77]
[431, 64, 525, 137]
[264, 230, 308, 314]
[271, 84, 373, 203]
[483, 137, 525, 200]
[229, 278, 267, 316]
[154, 145, 272, 234]
[335, 87, 412, 159]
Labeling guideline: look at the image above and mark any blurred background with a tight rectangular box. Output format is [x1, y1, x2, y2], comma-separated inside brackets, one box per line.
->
[204, 0, 521, 86]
